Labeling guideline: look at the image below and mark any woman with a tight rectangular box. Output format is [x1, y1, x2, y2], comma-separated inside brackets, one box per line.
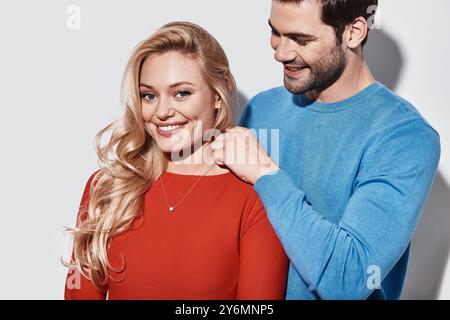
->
[64, 21, 288, 300]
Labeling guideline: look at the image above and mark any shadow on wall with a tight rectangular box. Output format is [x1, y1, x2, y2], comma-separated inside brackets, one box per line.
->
[402, 171, 450, 300]
[231, 90, 248, 124]
[365, 28, 450, 300]
[365, 29, 404, 90]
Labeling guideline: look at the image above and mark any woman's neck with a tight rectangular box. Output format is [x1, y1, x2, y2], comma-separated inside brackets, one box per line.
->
[165, 142, 229, 176]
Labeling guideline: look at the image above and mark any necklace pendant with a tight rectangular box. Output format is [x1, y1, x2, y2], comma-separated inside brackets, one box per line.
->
[169, 207, 175, 212]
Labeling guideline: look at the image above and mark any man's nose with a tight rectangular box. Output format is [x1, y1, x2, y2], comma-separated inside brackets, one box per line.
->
[274, 38, 297, 63]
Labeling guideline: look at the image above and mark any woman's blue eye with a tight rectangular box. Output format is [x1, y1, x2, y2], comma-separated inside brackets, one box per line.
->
[142, 93, 156, 101]
[175, 91, 191, 98]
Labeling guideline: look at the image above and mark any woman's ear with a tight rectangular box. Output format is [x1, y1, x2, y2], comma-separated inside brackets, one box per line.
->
[214, 94, 222, 110]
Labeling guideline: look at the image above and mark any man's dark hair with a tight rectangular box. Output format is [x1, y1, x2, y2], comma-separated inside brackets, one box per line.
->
[276, 0, 379, 47]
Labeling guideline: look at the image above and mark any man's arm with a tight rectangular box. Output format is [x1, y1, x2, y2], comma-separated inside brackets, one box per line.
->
[252, 119, 440, 299]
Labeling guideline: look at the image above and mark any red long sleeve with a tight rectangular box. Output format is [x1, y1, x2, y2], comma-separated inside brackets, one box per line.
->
[64, 170, 106, 300]
[64, 170, 288, 300]
[237, 194, 288, 299]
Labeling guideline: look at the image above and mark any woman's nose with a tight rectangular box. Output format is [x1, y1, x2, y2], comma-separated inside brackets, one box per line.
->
[155, 97, 175, 119]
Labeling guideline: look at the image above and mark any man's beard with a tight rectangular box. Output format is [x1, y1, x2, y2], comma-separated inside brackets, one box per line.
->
[284, 43, 347, 95]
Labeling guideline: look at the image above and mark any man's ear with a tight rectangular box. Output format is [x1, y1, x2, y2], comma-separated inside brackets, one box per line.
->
[345, 16, 369, 49]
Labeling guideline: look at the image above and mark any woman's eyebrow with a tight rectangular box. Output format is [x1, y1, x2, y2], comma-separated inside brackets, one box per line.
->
[139, 83, 151, 89]
[169, 81, 195, 88]
[139, 81, 195, 89]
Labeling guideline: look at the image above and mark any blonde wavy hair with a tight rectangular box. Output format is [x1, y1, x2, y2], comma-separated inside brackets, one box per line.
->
[64, 21, 236, 292]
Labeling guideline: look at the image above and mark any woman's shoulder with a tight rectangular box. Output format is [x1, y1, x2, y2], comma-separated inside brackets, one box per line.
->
[79, 169, 103, 204]
[219, 169, 258, 192]
[84, 168, 102, 188]
[219, 171, 264, 211]
[223, 173, 269, 235]
[197, 165, 256, 195]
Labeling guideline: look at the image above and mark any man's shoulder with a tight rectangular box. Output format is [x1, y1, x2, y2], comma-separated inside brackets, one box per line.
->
[368, 83, 438, 137]
[238, 86, 293, 127]
[248, 86, 292, 107]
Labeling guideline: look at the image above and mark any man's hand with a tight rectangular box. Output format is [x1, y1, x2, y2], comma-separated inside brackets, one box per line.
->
[209, 127, 279, 185]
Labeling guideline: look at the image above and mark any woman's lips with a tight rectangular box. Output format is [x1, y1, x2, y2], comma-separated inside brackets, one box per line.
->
[284, 65, 309, 78]
[155, 122, 188, 137]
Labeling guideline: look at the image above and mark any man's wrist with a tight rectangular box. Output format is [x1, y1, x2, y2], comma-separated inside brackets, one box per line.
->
[253, 161, 280, 185]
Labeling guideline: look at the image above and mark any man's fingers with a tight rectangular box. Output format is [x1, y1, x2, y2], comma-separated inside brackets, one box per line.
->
[210, 138, 225, 164]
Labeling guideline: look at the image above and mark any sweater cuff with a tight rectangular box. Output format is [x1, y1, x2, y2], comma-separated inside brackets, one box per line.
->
[254, 168, 300, 207]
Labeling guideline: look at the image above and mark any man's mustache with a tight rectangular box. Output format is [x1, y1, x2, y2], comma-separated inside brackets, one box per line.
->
[283, 62, 310, 69]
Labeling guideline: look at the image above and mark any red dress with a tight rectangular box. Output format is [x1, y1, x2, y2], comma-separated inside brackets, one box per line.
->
[64, 170, 288, 300]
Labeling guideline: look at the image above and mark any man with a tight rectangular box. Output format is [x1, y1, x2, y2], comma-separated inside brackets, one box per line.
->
[210, 0, 441, 299]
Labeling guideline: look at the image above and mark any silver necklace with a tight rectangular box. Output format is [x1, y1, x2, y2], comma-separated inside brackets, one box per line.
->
[159, 164, 217, 213]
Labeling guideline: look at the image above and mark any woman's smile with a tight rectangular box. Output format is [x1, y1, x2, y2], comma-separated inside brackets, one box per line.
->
[154, 121, 189, 137]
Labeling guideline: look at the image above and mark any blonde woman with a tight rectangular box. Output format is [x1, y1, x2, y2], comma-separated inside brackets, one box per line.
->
[64, 22, 288, 300]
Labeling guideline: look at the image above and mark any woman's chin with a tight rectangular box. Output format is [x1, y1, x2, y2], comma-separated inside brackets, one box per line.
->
[158, 145, 192, 158]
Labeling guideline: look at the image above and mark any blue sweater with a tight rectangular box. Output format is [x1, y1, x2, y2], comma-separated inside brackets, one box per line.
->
[238, 82, 441, 300]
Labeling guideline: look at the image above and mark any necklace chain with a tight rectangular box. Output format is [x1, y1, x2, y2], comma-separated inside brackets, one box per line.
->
[159, 164, 217, 213]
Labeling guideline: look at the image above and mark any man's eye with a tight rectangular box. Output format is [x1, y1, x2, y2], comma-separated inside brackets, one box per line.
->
[295, 38, 311, 46]
[175, 91, 191, 99]
[142, 93, 157, 101]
